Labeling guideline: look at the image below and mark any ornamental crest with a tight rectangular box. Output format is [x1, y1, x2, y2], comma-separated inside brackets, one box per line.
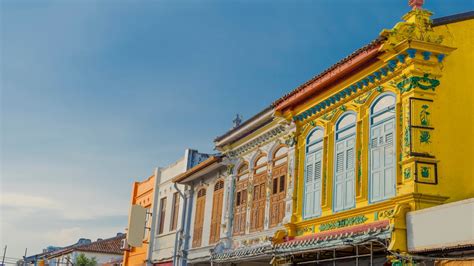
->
[380, 9, 443, 51]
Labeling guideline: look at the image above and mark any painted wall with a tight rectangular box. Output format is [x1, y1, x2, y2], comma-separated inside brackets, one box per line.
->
[123, 174, 156, 266]
[431, 18, 474, 202]
[152, 157, 187, 264]
[271, 9, 473, 253]
[187, 169, 225, 263]
[151, 150, 210, 264]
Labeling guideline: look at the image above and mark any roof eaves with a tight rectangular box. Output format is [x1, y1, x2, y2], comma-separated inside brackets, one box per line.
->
[214, 105, 273, 143]
[432, 11, 474, 26]
[273, 37, 385, 110]
[172, 156, 223, 183]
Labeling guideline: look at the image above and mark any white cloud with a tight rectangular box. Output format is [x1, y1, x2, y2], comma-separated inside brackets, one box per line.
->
[1, 193, 62, 210]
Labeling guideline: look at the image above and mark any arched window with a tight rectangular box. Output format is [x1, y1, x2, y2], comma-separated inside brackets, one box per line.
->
[254, 155, 268, 174]
[304, 127, 324, 218]
[192, 188, 207, 247]
[369, 93, 396, 203]
[270, 145, 288, 227]
[210, 180, 224, 244]
[233, 162, 248, 236]
[237, 163, 249, 181]
[333, 112, 357, 212]
[250, 154, 267, 231]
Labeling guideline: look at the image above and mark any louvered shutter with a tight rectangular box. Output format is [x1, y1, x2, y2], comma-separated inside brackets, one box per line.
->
[210, 181, 224, 244]
[345, 139, 355, 209]
[370, 119, 396, 202]
[313, 150, 323, 217]
[334, 136, 356, 212]
[304, 152, 315, 218]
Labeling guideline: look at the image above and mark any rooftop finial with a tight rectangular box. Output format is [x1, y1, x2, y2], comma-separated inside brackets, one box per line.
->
[408, 0, 424, 10]
[232, 114, 242, 128]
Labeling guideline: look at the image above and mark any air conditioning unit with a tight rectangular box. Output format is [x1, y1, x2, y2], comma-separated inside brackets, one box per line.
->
[120, 239, 130, 251]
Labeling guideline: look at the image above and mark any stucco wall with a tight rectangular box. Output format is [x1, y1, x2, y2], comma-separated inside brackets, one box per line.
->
[432, 18, 474, 203]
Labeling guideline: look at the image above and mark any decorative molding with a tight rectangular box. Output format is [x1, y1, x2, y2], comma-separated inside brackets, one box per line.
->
[396, 73, 440, 93]
[319, 215, 368, 232]
[293, 55, 401, 123]
[226, 125, 287, 158]
[380, 9, 444, 52]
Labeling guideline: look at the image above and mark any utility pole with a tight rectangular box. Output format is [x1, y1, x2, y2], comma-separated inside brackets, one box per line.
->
[1, 245, 7, 266]
[23, 248, 28, 266]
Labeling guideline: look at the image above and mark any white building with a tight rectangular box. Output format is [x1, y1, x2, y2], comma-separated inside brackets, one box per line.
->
[172, 156, 227, 265]
[149, 149, 210, 266]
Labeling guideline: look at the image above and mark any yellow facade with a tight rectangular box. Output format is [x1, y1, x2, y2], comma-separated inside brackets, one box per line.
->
[274, 9, 473, 255]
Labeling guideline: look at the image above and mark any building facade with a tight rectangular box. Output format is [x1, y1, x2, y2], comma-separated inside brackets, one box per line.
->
[271, 6, 473, 265]
[123, 173, 156, 266]
[209, 107, 296, 265]
[123, 149, 209, 266]
[172, 156, 227, 265]
[150, 150, 210, 266]
[129, 4, 473, 266]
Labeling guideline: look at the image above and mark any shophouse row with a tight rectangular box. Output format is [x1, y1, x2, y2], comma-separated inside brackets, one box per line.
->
[122, 5, 474, 266]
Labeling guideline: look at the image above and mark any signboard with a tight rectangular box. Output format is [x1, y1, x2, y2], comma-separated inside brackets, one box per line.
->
[127, 204, 147, 247]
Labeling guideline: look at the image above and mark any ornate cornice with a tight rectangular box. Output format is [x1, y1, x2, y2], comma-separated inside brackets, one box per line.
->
[225, 125, 287, 158]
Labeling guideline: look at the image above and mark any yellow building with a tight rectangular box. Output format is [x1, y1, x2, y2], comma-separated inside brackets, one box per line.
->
[272, 5, 473, 265]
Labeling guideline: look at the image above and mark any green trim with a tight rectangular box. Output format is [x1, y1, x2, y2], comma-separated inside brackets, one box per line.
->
[319, 215, 368, 231]
[421, 166, 430, 178]
[397, 74, 440, 93]
[420, 104, 430, 126]
[420, 130, 431, 144]
[404, 127, 411, 147]
[404, 168, 411, 179]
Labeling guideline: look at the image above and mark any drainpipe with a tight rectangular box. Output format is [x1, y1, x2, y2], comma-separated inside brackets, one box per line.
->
[173, 182, 188, 266]
[147, 167, 161, 266]
[181, 184, 194, 266]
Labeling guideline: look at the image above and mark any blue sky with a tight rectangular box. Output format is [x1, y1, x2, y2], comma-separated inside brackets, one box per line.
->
[1, 0, 472, 260]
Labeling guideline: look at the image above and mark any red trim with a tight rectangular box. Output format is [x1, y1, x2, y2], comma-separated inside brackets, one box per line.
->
[275, 45, 381, 113]
[154, 262, 173, 266]
[285, 220, 390, 243]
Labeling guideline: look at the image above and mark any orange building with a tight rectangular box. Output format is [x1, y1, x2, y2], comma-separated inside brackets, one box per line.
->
[123, 172, 156, 266]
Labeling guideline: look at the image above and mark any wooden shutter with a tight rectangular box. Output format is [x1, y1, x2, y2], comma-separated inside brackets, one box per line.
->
[233, 163, 249, 236]
[210, 180, 224, 244]
[170, 192, 179, 231]
[158, 197, 167, 234]
[250, 172, 266, 231]
[192, 188, 206, 247]
[370, 119, 396, 202]
[269, 152, 287, 227]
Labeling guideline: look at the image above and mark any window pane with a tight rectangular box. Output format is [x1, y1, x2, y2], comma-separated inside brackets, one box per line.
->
[372, 95, 395, 114]
[255, 166, 267, 174]
[255, 156, 267, 166]
[274, 147, 288, 158]
[307, 129, 324, 144]
[273, 178, 278, 194]
[373, 111, 395, 124]
[336, 113, 356, 130]
[236, 192, 241, 206]
[279, 175, 285, 192]
[274, 157, 288, 166]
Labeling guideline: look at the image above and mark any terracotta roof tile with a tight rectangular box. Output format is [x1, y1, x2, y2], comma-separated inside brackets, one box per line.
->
[74, 234, 125, 255]
[273, 37, 385, 109]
